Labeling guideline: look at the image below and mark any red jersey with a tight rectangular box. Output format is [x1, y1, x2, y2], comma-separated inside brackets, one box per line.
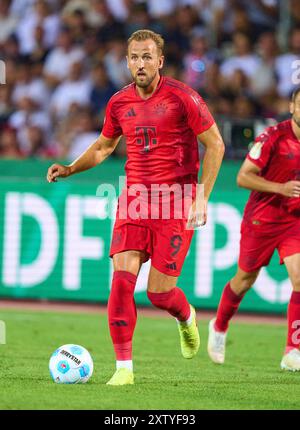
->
[102, 76, 215, 186]
[244, 119, 300, 225]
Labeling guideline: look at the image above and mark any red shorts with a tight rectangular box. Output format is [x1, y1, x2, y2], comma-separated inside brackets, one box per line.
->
[239, 220, 300, 272]
[110, 216, 194, 277]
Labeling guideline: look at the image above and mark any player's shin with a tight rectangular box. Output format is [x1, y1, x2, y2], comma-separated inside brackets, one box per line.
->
[107, 271, 137, 370]
[215, 282, 244, 332]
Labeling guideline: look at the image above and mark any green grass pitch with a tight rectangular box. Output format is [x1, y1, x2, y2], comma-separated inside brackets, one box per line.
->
[0, 308, 299, 410]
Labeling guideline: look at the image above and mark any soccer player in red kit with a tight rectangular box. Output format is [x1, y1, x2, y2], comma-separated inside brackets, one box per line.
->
[47, 29, 225, 385]
[208, 88, 300, 371]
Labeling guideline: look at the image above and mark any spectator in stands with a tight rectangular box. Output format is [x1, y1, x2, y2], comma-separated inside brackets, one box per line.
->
[103, 37, 131, 88]
[0, 85, 14, 124]
[251, 31, 278, 97]
[105, 0, 130, 22]
[12, 60, 50, 111]
[0, 126, 23, 159]
[124, 2, 164, 38]
[66, 108, 99, 160]
[0, 0, 19, 46]
[89, 63, 117, 118]
[61, 0, 90, 21]
[16, 0, 60, 55]
[63, 7, 90, 44]
[220, 32, 261, 82]
[182, 28, 218, 91]
[27, 24, 51, 64]
[238, 0, 278, 37]
[25, 124, 56, 157]
[43, 26, 85, 88]
[163, 4, 200, 65]
[214, 2, 252, 44]
[251, 31, 279, 117]
[9, 93, 51, 155]
[95, 2, 125, 44]
[233, 95, 256, 118]
[87, 0, 109, 28]
[290, 0, 300, 27]
[275, 27, 300, 98]
[1, 34, 20, 62]
[222, 69, 250, 98]
[82, 30, 103, 67]
[146, 0, 176, 19]
[50, 61, 92, 119]
[273, 97, 291, 122]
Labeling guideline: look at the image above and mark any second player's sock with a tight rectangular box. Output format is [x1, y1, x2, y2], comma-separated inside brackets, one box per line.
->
[286, 291, 300, 354]
[108, 271, 137, 363]
[215, 282, 244, 332]
[147, 287, 191, 321]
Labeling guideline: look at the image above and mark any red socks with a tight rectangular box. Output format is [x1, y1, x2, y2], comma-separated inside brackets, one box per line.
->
[215, 282, 244, 332]
[286, 291, 300, 353]
[147, 287, 191, 321]
[107, 271, 137, 361]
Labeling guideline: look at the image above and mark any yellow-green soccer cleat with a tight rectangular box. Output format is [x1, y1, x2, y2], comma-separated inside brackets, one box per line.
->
[106, 368, 134, 386]
[177, 305, 200, 359]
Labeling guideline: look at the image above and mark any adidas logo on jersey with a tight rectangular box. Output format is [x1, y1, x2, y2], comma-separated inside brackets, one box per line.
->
[125, 108, 136, 117]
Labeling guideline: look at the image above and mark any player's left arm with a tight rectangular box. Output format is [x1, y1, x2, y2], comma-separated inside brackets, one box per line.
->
[198, 123, 225, 200]
[187, 123, 225, 228]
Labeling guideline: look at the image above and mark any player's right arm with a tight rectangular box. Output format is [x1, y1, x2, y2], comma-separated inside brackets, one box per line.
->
[237, 158, 300, 198]
[47, 133, 121, 183]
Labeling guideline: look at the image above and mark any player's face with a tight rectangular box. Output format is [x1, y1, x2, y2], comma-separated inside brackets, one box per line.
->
[127, 39, 164, 88]
[290, 93, 300, 128]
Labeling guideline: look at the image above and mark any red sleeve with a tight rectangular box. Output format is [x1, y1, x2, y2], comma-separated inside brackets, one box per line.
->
[182, 91, 215, 135]
[246, 128, 276, 169]
[101, 97, 122, 138]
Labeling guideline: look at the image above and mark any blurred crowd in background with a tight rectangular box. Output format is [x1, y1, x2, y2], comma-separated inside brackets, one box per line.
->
[0, 0, 299, 160]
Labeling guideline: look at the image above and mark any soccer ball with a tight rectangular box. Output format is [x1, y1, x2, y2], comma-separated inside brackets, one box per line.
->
[49, 344, 93, 384]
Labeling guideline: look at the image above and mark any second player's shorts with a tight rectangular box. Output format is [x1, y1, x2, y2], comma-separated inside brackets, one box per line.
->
[239, 220, 300, 272]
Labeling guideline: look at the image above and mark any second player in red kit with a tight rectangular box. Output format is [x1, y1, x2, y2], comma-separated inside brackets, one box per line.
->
[208, 88, 300, 372]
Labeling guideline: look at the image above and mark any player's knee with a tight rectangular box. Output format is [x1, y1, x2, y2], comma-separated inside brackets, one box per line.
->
[231, 271, 257, 295]
[110, 271, 136, 298]
[291, 273, 300, 291]
[147, 289, 173, 310]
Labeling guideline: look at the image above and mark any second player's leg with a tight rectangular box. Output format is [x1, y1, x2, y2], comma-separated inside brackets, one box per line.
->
[208, 266, 260, 364]
[215, 266, 260, 332]
[281, 253, 300, 371]
[230, 266, 260, 295]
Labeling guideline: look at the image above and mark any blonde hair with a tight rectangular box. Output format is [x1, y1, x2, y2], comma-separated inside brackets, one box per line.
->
[127, 29, 164, 55]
